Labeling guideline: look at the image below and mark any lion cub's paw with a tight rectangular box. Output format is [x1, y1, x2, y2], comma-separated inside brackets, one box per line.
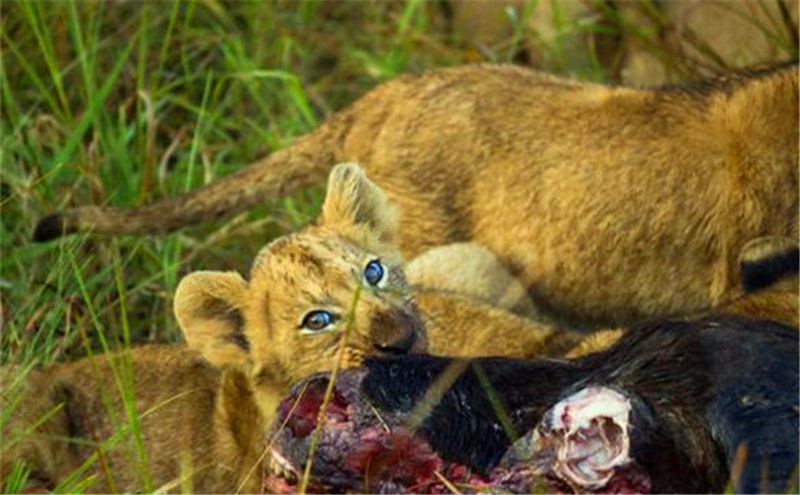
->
[406, 242, 547, 321]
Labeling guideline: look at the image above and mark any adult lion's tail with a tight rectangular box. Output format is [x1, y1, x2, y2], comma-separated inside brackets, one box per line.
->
[33, 110, 355, 242]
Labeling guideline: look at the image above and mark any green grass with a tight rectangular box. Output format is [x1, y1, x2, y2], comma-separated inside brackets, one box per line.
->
[0, 0, 794, 492]
[1, 1, 464, 364]
[0, 2, 468, 490]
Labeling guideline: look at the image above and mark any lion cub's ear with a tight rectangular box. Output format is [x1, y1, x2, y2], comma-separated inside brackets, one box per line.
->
[174, 271, 250, 369]
[320, 162, 398, 244]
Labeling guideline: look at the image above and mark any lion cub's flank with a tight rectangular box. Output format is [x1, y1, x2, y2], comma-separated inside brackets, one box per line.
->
[564, 235, 800, 357]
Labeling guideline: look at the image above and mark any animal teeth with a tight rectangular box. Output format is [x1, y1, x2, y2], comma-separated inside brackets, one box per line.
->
[269, 448, 299, 483]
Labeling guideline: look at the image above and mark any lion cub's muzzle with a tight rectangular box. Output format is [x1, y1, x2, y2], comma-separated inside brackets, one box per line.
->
[369, 308, 425, 355]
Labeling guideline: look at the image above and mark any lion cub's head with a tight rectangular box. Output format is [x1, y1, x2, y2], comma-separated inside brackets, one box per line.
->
[173, 163, 426, 388]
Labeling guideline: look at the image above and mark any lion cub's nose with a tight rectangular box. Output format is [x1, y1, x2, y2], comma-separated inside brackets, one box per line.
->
[374, 330, 417, 355]
[370, 310, 418, 355]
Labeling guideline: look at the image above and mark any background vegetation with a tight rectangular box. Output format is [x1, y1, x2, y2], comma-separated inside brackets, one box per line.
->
[1, 0, 796, 491]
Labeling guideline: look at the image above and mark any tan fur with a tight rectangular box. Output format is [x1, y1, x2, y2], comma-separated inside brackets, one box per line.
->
[0, 346, 239, 492]
[563, 277, 798, 358]
[565, 236, 800, 356]
[40, 64, 799, 328]
[406, 242, 542, 319]
[717, 276, 799, 329]
[1, 347, 283, 493]
[415, 289, 582, 358]
[563, 329, 625, 359]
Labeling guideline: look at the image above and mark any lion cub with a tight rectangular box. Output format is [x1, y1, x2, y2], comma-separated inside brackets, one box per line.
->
[173, 162, 430, 421]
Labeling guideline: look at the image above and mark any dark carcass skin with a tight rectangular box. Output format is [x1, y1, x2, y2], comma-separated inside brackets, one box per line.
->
[266, 315, 798, 493]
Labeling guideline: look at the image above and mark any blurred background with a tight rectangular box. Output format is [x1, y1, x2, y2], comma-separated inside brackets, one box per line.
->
[2, 0, 798, 364]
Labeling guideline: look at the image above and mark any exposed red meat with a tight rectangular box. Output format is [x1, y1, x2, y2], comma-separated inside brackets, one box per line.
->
[266, 373, 650, 493]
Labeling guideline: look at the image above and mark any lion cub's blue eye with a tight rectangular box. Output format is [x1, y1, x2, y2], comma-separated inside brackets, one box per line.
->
[300, 310, 335, 332]
[363, 259, 385, 287]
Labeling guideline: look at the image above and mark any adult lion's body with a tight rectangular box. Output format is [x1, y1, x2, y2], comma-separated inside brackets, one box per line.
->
[36, 64, 799, 327]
